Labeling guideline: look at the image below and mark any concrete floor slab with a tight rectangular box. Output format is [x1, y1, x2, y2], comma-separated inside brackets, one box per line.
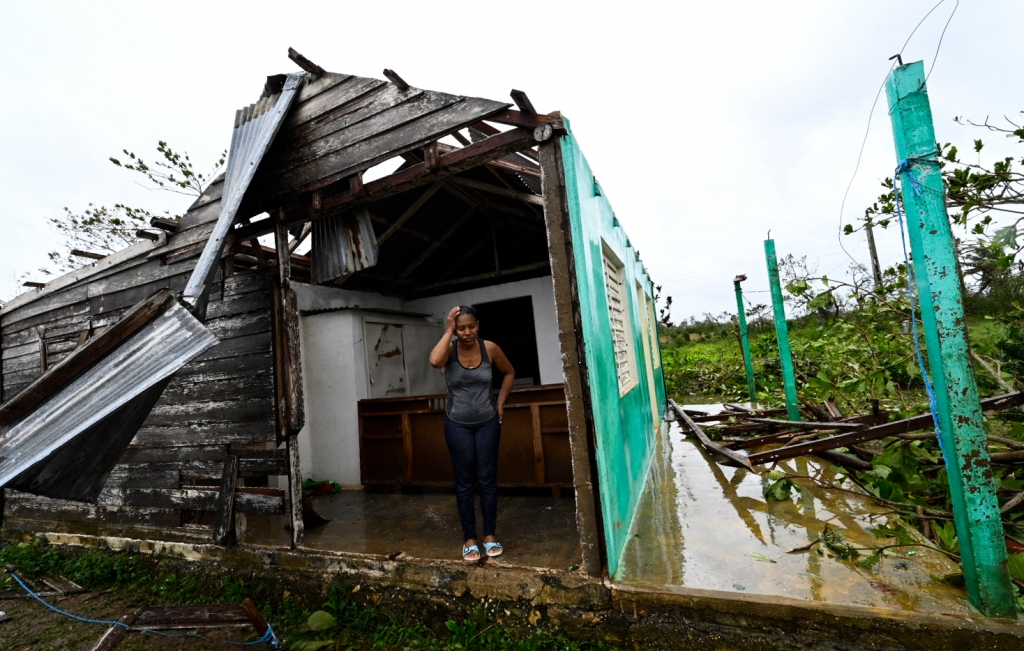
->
[244, 489, 582, 570]
[616, 420, 990, 618]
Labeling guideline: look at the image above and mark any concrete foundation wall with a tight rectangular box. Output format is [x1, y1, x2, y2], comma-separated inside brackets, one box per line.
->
[10, 530, 1023, 651]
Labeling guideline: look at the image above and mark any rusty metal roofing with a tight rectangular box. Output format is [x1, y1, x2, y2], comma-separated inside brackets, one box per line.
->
[311, 206, 378, 284]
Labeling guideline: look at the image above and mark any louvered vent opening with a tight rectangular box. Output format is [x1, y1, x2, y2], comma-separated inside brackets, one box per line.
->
[602, 242, 638, 397]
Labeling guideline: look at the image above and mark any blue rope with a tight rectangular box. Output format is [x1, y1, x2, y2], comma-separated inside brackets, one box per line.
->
[893, 155, 945, 459]
[9, 571, 280, 648]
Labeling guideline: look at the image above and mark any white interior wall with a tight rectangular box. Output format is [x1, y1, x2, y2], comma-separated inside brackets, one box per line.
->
[297, 310, 364, 484]
[404, 275, 562, 386]
[295, 275, 563, 485]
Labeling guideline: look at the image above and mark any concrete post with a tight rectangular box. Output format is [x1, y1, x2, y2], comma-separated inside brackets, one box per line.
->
[733, 275, 757, 404]
[886, 61, 1015, 617]
[764, 239, 800, 421]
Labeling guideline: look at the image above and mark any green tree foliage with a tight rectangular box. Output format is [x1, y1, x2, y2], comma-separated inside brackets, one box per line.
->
[23, 142, 223, 283]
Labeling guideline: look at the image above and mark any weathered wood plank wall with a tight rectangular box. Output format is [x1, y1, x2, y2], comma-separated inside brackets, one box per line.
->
[0, 179, 280, 535]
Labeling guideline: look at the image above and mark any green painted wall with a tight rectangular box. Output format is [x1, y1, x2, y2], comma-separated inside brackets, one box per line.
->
[560, 128, 666, 577]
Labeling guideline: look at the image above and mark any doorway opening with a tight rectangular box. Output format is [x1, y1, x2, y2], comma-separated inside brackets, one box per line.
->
[473, 296, 541, 388]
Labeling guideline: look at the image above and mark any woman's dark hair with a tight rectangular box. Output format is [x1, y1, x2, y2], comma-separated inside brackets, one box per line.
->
[456, 305, 478, 321]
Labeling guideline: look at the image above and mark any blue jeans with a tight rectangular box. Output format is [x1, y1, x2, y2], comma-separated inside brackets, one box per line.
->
[444, 414, 501, 542]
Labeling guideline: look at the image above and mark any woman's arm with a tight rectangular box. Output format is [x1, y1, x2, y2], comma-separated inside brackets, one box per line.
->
[428, 306, 461, 368]
[486, 342, 516, 423]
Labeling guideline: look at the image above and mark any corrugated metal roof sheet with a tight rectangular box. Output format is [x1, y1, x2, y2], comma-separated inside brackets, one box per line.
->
[0, 295, 217, 501]
[183, 72, 306, 316]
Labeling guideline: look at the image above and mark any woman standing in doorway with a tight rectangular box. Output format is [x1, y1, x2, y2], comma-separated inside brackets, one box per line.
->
[429, 305, 515, 562]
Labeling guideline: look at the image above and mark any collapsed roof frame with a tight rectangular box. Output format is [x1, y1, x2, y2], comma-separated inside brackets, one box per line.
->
[0, 50, 608, 578]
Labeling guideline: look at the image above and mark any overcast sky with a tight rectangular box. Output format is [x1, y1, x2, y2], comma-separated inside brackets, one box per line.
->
[2, 1, 1022, 322]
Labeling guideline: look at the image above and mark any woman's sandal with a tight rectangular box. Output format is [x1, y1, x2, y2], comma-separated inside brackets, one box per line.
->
[484, 541, 503, 558]
[462, 544, 481, 562]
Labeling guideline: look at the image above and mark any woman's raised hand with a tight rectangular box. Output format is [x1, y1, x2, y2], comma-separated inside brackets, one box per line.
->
[445, 306, 461, 333]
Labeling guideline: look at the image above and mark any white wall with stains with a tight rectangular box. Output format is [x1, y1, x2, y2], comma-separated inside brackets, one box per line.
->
[404, 276, 562, 386]
[295, 275, 562, 485]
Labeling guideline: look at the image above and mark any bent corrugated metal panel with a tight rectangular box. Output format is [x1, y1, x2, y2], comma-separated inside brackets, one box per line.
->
[0, 74, 306, 503]
[0, 298, 217, 500]
[311, 206, 378, 284]
[183, 72, 306, 316]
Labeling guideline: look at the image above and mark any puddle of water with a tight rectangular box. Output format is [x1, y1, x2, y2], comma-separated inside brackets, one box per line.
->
[617, 419, 978, 616]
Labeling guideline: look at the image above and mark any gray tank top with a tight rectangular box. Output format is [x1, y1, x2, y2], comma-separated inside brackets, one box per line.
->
[445, 339, 498, 425]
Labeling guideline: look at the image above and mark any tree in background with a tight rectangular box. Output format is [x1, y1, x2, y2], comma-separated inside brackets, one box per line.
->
[848, 112, 1024, 312]
[18, 143, 223, 287]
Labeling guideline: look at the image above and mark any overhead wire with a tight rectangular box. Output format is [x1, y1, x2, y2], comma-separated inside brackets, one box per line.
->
[926, 0, 959, 82]
[835, 0, 948, 268]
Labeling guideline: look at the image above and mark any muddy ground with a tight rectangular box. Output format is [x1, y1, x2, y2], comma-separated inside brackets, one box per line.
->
[0, 591, 266, 651]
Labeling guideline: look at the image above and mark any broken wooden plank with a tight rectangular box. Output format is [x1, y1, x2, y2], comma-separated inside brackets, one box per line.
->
[746, 418, 866, 430]
[213, 455, 238, 545]
[102, 487, 284, 514]
[89, 610, 138, 651]
[668, 400, 752, 469]
[133, 604, 251, 629]
[0, 291, 176, 425]
[239, 598, 269, 637]
[746, 391, 1024, 466]
[40, 573, 85, 594]
[287, 434, 304, 547]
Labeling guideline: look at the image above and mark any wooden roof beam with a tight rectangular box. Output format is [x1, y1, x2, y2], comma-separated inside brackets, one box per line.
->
[368, 211, 430, 242]
[436, 140, 539, 177]
[233, 126, 548, 242]
[509, 90, 536, 115]
[288, 47, 325, 78]
[384, 206, 477, 292]
[441, 181, 545, 230]
[432, 221, 507, 286]
[70, 249, 106, 261]
[449, 176, 544, 206]
[377, 182, 443, 246]
[383, 69, 410, 92]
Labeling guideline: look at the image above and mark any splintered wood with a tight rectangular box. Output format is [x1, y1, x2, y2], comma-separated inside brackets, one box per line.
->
[673, 392, 1024, 469]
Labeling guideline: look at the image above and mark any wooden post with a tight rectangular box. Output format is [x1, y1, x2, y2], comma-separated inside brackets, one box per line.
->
[274, 219, 306, 547]
[538, 138, 604, 577]
[886, 61, 1015, 617]
[287, 434, 304, 547]
[213, 455, 238, 546]
[764, 239, 800, 421]
[864, 218, 884, 291]
[732, 276, 757, 404]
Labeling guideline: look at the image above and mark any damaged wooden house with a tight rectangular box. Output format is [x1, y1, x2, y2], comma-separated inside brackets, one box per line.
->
[0, 50, 665, 578]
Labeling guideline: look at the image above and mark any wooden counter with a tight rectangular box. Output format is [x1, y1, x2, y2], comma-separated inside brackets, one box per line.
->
[358, 384, 571, 493]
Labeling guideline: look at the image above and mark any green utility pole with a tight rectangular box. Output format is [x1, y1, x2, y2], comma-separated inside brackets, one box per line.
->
[764, 239, 800, 421]
[887, 61, 1015, 617]
[733, 275, 757, 404]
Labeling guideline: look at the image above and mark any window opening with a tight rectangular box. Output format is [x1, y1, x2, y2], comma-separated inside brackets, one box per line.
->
[602, 242, 638, 396]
